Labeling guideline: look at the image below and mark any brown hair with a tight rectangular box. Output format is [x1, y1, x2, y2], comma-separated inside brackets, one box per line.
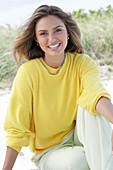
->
[12, 5, 84, 63]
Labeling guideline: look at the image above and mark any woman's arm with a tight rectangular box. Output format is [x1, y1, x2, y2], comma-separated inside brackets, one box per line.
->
[96, 97, 113, 154]
[2, 147, 18, 170]
[96, 97, 113, 124]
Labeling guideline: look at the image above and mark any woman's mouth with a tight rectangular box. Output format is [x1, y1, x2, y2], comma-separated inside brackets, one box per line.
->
[48, 43, 61, 49]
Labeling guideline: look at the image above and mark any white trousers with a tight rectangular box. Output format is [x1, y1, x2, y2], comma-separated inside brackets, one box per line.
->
[32, 106, 113, 170]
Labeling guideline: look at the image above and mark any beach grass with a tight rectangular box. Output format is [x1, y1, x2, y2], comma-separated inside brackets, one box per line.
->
[0, 6, 113, 88]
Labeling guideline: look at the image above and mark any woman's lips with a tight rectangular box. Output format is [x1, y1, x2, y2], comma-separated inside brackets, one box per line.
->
[47, 43, 61, 50]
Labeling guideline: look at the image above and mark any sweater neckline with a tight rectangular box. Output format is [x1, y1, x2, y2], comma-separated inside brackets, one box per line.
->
[37, 53, 68, 77]
[40, 57, 61, 74]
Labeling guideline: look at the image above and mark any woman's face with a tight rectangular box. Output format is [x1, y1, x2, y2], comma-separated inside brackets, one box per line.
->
[35, 15, 69, 58]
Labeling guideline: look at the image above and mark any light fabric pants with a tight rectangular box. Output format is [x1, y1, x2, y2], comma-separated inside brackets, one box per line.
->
[32, 106, 113, 170]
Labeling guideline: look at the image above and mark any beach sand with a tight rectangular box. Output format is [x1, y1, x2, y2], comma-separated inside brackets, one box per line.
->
[0, 80, 113, 169]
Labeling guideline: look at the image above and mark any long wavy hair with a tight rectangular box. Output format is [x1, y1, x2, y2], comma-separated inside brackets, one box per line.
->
[12, 5, 84, 63]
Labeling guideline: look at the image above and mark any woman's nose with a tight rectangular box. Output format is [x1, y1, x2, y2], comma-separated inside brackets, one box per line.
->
[48, 33, 55, 42]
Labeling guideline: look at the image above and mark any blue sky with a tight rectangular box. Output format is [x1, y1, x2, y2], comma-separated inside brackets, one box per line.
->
[0, 0, 113, 27]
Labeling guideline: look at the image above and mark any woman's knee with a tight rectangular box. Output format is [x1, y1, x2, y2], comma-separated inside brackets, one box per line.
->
[39, 146, 90, 170]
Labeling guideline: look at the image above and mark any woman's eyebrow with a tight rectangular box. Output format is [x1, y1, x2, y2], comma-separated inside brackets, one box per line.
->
[38, 25, 63, 33]
[38, 29, 47, 33]
[53, 25, 63, 30]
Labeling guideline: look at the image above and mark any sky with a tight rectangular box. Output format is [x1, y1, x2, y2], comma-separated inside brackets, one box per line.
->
[0, 0, 113, 27]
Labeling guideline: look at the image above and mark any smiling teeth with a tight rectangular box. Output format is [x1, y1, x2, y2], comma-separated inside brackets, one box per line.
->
[49, 44, 59, 48]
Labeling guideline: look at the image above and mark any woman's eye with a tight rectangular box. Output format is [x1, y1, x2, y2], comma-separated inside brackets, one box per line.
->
[56, 29, 62, 32]
[40, 32, 47, 36]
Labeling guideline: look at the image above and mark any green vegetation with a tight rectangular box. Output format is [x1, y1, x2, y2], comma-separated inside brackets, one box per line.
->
[0, 25, 18, 88]
[72, 5, 113, 61]
[0, 5, 113, 88]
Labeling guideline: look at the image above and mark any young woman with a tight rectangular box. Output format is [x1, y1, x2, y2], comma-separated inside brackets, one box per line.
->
[3, 5, 113, 170]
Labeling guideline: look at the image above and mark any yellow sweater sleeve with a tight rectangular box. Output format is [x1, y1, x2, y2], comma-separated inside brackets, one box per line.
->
[4, 64, 34, 152]
[77, 54, 111, 114]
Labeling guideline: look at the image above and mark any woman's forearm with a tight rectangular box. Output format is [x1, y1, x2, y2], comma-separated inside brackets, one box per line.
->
[2, 147, 19, 170]
[96, 97, 113, 124]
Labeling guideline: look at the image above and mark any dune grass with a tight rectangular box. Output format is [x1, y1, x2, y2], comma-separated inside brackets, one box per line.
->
[0, 25, 18, 88]
[0, 6, 113, 88]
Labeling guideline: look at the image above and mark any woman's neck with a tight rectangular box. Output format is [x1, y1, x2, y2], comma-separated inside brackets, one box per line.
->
[43, 54, 65, 69]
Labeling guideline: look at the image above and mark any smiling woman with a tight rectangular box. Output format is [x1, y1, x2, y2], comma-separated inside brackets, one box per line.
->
[35, 15, 69, 68]
[12, 5, 84, 63]
[2, 4, 113, 170]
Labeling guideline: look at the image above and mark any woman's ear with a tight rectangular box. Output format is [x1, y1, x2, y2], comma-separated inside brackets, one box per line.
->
[35, 38, 39, 46]
[37, 42, 39, 46]
[67, 32, 69, 39]
[34, 37, 38, 43]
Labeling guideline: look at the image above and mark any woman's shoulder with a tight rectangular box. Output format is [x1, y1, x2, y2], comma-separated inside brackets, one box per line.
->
[20, 58, 38, 70]
[12, 59, 40, 90]
[15, 58, 39, 82]
[17, 58, 40, 75]
[66, 52, 98, 74]
[67, 52, 95, 65]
